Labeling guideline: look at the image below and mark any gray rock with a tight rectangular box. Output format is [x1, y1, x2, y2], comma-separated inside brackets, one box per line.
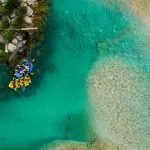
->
[26, 6, 33, 16]
[12, 38, 18, 45]
[23, 40, 27, 44]
[7, 43, 17, 52]
[10, 12, 16, 19]
[26, 0, 36, 6]
[22, 2, 27, 7]
[24, 16, 32, 24]
[16, 35, 23, 41]
[16, 41, 23, 48]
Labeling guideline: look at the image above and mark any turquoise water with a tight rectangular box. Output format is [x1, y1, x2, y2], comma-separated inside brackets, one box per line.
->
[0, 0, 148, 149]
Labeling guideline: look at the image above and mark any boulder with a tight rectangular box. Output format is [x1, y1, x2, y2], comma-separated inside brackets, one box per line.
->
[7, 43, 17, 52]
[12, 38, 18, 45]
[24, 16, 32, 24]
[16, 35, 23, 41]
[26, 0, 36, 6]
[26, 6, 33, 16]
[16, 41, 23, 48]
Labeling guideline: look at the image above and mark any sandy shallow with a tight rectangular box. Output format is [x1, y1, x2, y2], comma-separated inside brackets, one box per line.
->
[40, 140, 123, 150]
[102, 0, 150, 31]
[87, 57, 150, 150]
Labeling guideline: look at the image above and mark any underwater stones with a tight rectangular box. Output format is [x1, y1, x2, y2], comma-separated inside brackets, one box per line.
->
[26, 6, 34, 17]
[24, 16, 32, 24]
[87, 57, 150, 150]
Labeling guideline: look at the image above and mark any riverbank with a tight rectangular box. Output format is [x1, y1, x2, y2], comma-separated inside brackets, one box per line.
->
[0, 0, 48, 68]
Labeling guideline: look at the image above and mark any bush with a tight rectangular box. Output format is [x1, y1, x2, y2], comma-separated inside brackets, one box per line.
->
[0, 44, 5, 50]
[3, 30, 15, 42]
[1, 20, 10, 29]
[4, 0, 21, 15]
[12, 6, 27, 28]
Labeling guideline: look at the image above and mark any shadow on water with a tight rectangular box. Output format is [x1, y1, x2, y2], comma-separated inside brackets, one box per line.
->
[0, 1, 56, 101]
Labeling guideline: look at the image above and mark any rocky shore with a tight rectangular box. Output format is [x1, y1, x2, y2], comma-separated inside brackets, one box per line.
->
[0, 0, 48, 68]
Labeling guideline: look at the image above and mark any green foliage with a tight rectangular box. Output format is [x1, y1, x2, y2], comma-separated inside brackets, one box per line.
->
[0, 44, 5, 51]
[12, 6, 27, 28]
[0, 21, 3, 28]
[4, 0, 21, 15]
[3, 30, 15, 42]
[1, 20, 10, 29]
[0, 5, 5, 13]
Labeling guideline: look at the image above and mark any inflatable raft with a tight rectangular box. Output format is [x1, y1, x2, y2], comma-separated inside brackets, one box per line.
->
[9, 76, 31, 91]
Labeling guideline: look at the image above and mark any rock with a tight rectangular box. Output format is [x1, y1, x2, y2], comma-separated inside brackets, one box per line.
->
[5, 45, 8, 53]
[16, 41, 23, 48]
[26, 0, 36, 6]
[22, 2, 27, 7]
[10, 12, 16, 19]
[0, 0, 5, 4]
[23, 40, 27, 44]
[26, 6, 33, 16]
[16, 35, 23, 41]
[12, 38, 18, 45]
[24, 16, 32, 24]
[0, 35, 4, 43]
[7, 43, 17, 52]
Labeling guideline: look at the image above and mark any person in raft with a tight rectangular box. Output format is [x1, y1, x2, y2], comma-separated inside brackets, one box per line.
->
[14, 59, 34, 78]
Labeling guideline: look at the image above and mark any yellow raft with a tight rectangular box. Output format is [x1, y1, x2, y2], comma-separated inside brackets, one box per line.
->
[9, 76, 31, 91]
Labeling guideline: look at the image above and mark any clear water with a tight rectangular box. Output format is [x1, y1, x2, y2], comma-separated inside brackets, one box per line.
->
[0, 0, 148, 149]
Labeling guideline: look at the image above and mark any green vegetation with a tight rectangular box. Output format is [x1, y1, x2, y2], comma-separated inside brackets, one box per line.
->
[12, 6, 27, 28]
[4, 0, 21, 15]
[2, 30, 15, 42]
